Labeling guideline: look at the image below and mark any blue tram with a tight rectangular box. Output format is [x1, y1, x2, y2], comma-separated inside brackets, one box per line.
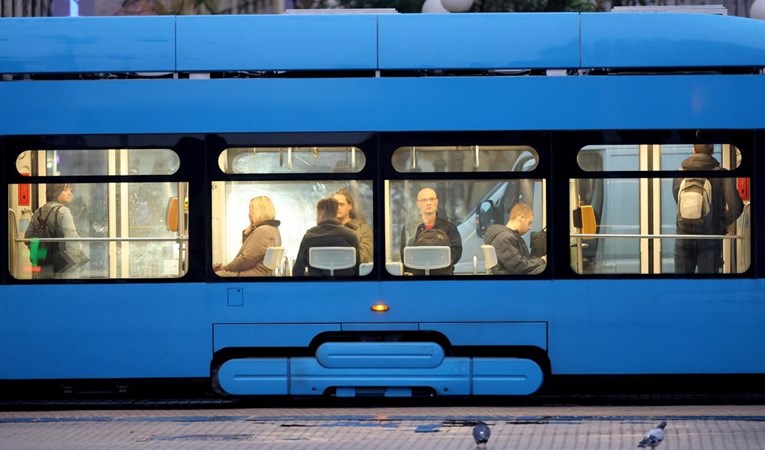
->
[1, 11, 764, 397]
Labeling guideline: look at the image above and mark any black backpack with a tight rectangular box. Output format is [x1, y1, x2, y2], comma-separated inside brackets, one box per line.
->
[415, 228, 450, 246]
[28, 205, 61, 267]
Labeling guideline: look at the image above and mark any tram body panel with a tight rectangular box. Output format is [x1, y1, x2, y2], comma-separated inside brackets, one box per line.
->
[2, 76, 765, 136]
[0, 284, 210, 379]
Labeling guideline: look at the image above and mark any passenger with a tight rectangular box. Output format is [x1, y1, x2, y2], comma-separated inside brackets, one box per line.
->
[333, 188, 373, 264]
[25, 183, 89, 279]
[673, 144, 744, 274]
[292, 197, 360, 276]
[483, 202, 546, 275]
[400, 187, 462, 275]
[214, 196, 282, 277]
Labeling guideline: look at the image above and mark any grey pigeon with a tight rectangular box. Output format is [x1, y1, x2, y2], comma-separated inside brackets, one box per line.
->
[637, 421, 666, 448]
[472, 421, 491, 449]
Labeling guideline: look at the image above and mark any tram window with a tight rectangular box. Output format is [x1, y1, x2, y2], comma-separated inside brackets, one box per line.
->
[15, 149, 180, 176]
[8, 182, 189, 280]
[219, 147, 366, 174]
[385, 178, 546, 276]
[391, 145, 538, 173]
[211, 180, 373, 277]
[578, 144, 742, 171]
[570, 177, 751, 275]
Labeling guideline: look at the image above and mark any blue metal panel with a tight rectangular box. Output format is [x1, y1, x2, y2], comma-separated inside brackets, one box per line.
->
[217, 358, 288, 395]
[422, 322, 547, 349]
[378, 13, 580, 70]
[545, 279, 765, 375]
[289, 357, 471, 396]
[213, 323, 340, 351]
[472, 358, 543, 395]
[0, 17, 175, 74]
[315, 342, 445, 369]
[582, 13, 765, 68]
[3, 75, 765, 136]
[177, 15, 378, 71]
[0, 284, 210, 379]
[342, 323, 419, 331]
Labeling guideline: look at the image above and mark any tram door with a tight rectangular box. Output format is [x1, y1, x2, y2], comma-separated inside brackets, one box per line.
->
[8, 149, 187, 280]
[573, 144, 749, 275]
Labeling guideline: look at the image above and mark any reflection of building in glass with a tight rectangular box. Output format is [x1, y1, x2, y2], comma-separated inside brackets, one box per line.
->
[1, 0, 286, 17]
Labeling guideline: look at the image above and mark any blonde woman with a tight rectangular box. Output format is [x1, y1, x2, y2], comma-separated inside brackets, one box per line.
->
[333, 188, 373, 264]
[214, 196, 281, 277]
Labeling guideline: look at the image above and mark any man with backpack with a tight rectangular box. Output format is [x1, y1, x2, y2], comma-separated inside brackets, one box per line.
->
[400, 187, 462, 275]
[673, 144, 744, 274]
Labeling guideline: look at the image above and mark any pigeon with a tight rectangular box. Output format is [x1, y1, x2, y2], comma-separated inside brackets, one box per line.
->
[637, 421, 667, 448]
[472, 420, 491, 449]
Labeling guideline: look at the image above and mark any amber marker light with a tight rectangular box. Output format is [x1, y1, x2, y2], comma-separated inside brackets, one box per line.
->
[371, 303, 389, 312]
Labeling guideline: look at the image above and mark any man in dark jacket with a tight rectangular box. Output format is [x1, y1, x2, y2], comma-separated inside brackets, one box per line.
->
[673, 144, 744, 274]
[483, 202, 546, 275]
[293, 197, 360, 277]
[400, 187, 462, 275]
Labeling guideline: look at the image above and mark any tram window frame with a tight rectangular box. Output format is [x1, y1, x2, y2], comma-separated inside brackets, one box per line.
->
[7, 145, 192, 282]
[210, 137, 377, 280]
[381, 135, 550, 279]
[570, 141, 751, 277]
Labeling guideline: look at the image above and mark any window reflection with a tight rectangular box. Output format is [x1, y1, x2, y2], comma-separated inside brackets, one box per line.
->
[219, 147, 365, 174]
[385, 178, 545, 276]
[392, 145, 538, 173]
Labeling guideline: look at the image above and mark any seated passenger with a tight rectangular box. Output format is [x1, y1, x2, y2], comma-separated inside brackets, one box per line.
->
[483, 202, 546, 275]
[293, 197, 360, 276]
[333, 188, 373, 264]
[214, 196, 281, 277]
[400, 187, 462, 275]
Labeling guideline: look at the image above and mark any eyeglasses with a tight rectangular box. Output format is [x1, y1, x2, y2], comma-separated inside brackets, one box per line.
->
[417, 197, 437, 203]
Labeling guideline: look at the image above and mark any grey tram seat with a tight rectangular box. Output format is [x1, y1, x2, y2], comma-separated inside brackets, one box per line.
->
[359, 262, 373, 276]
[263, 246, 285, 276]
[403, 246, 451, 276]
[481, 244, 498, 275]
[308, 246, 356, 276]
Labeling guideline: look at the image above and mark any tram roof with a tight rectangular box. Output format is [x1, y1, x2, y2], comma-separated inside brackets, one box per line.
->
[1, 12, 765, 74]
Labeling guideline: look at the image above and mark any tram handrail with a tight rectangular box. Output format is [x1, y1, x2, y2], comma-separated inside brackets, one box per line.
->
[571, 233, 743, 240]
[15, 236, 189, 243]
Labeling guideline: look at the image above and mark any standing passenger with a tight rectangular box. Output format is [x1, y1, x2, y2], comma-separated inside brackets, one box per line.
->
[400, 187, 462, 275]
[25, 183, 88, 279]
[673, 144, 743, 273]
[483, 202, 546, 275]
[333, 188, 373, 264]
[293, 197, 360, 276]
[214, 196, 282, 277]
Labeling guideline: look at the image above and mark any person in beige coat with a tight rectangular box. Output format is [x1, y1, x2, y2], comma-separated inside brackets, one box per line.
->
[333, 188, 373, 264]
[214, 196, 282, 277]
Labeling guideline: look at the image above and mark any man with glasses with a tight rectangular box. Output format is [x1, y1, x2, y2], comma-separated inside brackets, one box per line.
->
[400, 187, 462, 275]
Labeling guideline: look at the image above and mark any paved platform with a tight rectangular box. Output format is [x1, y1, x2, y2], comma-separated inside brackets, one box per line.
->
[0, 404, 763, 449]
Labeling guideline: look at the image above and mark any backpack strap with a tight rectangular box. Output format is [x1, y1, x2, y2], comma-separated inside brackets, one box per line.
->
[40, 205, 62, 235]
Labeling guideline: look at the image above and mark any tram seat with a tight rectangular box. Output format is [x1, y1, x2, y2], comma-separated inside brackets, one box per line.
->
[385, 261, 404, 276]
[481, 245, 498, 275]
[309, 247, 356, 276]
[359, 263, 373, 276]
[263, 246, 285, 276]
[403, 246, 450, 276]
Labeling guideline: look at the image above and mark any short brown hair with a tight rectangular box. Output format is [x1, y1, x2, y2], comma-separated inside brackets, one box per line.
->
[317, 197, 339, 219]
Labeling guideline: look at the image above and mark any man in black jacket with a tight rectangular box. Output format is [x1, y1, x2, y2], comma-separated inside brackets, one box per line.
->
[483, 202, 546, 275]
[293, 197, 360, 277]
[673, 144, 744, 274]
